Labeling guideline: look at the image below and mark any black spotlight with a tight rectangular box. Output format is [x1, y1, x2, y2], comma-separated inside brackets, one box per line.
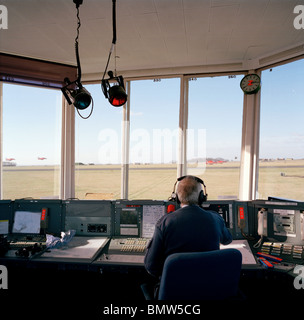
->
[61, 78, 92, 110]
[101, 71, 127, 107]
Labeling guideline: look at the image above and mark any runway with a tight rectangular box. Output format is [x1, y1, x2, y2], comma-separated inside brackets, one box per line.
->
[3, 165, 304, 172]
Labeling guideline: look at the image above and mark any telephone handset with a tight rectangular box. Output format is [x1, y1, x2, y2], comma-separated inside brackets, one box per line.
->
[258, 208, 267, 236]
[253, 208, 267, 248]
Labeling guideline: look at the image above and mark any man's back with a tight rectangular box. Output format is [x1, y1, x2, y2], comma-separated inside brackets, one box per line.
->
[144, 205, 232, 278]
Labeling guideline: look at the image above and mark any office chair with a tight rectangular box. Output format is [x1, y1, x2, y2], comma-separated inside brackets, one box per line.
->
[142, 249, 243, 300]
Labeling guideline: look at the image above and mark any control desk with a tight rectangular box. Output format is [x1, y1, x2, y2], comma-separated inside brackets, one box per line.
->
[2, 198, 304, 307]
[93, 199, 257, 269]
[1, 198, 304, 274]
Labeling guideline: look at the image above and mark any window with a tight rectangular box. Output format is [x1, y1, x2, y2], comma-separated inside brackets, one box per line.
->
[2, 83, 61, 199]
[75, 83, 122, 199]
[128, 78, 180, 200]
[258, 59, 304, 200]
[187, 75, 244, 200]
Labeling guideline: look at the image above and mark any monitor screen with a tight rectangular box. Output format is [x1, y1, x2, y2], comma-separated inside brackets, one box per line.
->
[120, 209, 138, 227]
[0, 220, 9, 235]
[12, 211, 41, 234]
[142, 205, 165, 238]
[119, 208, 139, 236]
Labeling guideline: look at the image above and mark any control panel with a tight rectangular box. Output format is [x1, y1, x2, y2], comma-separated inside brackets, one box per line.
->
[64, 200, 112, 236]
[11, 199, 64, 236]
[108, 238, 149, 255]
[202, 201, 232, 229]
[259, 242, 304, 262]
[202, 200, 252, 239]
[113, 200, 167, 238]
[252, 199, 304, 244]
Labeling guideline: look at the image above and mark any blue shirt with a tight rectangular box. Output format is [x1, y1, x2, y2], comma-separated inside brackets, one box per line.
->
[144, 205, 233, 277]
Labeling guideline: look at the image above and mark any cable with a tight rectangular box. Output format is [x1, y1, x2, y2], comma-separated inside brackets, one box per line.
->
[102, 0, 117, 80]
[75, 6, 82, 84]
[253, 235, 264, 248]
[112, 0, 117, 45]
[102, 44, 114, 81]
[76, 97, 94, 120]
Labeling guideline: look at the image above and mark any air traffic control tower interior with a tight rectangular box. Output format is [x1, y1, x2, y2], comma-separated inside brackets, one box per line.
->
[0, 0, 304, 314]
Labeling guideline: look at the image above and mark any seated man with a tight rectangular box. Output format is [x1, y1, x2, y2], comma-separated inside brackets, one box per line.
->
[144, 175, 232, 278]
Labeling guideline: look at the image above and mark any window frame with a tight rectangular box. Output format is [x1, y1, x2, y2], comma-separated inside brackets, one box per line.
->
[1, 55, 304, 201]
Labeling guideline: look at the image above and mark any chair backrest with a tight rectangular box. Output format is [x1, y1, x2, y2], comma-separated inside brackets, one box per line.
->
[157, 249, 242, 300]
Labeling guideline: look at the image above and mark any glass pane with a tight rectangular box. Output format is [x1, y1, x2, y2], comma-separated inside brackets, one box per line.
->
[75, 83, 122, 199]
[128, 78, 180, 200]
[258, 59, 304, 200]
[2, 83, 61, 199]
[187, 75, 243, 200]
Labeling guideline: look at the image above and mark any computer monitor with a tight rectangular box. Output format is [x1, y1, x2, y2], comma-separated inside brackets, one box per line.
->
[120, 208, 139, 236]
[12, 210, 41, 234]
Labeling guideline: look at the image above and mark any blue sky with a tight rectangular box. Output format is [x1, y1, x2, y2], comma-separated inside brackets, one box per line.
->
[3, 84, 62, 165]
[260, 59, 304, 159]
[2, 59, 304, 165]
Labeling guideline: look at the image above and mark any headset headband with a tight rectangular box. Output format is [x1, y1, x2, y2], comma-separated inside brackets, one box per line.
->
[169, 175, 208, 205]
[177, 175, 206, 188]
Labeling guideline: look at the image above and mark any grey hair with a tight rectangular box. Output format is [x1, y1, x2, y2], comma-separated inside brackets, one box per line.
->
[176, 176, 202, 205]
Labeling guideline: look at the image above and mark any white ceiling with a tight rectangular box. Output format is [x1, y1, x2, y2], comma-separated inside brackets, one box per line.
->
[1, 0, 304, 80]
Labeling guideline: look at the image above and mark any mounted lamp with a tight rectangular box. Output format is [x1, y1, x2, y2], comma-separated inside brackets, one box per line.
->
[62, 78, 92, 110]
[101, 71, 127, 107]
[61, 0, 93, 119]
[101, 0, 127, 107]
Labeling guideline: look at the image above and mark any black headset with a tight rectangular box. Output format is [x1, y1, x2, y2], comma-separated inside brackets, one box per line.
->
[169, 175, 208, 205]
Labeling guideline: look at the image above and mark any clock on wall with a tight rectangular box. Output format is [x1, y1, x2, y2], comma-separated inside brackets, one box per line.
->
[240, 74, 261, 94]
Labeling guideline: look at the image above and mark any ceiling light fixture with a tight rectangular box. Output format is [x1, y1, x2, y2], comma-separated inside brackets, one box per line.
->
[101, 0, 127, 107]
[61, 0, 93, 119]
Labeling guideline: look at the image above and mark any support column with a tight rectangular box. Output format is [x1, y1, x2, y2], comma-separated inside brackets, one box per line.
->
[0, 83, 3, 199]
[178, 76, 188, 178]
[121, 81, 130, 199]
[239, 72, 261, 200]
[61, 97, 75, 199]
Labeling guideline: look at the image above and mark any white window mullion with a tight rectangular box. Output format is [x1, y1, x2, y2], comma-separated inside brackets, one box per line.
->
[61, 96, 75, 199]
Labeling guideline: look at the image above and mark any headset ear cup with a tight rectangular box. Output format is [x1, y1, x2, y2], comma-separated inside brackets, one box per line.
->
[169, 192, 180, 204]
[198, 190, 206, 205]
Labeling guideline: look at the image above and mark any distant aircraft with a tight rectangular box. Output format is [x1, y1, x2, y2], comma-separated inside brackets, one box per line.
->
[206, 160, 215, 165]
[38, 157, 47, 160]
[5, 158, 15, 161]
[206, 159, 228, 164]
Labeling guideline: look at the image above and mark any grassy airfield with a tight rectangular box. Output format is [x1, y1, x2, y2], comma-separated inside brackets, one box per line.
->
[2, 160, 304, 201]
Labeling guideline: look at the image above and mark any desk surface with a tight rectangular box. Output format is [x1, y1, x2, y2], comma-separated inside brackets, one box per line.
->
[36, 236, 109, 263]
[1, 237, 262, 269]
[220, 239, 257, 265]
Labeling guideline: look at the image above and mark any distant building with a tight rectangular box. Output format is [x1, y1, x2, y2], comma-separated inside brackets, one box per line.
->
[3, 161, 16, 166]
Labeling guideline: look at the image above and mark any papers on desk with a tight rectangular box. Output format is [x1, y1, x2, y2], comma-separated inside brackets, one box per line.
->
[40, 237, 109, 262]
[220, 239, 257, 265]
